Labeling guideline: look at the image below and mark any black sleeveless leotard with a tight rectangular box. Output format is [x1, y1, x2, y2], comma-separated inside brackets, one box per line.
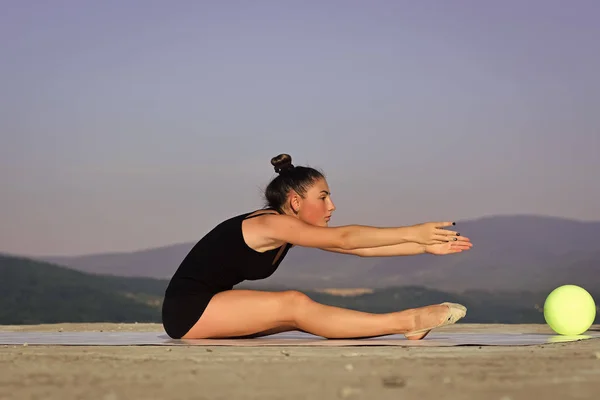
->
[161, 210, 292, 339]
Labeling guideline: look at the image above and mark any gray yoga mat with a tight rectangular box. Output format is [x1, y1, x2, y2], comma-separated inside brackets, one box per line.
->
[1, 330, 599, 347]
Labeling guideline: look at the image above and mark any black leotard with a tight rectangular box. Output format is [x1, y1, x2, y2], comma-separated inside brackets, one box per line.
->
[161, 210, 292, 339]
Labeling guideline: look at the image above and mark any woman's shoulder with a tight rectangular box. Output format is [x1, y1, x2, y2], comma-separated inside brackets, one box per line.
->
[242, 207, 280, 220]
[215, 208, 280, 227]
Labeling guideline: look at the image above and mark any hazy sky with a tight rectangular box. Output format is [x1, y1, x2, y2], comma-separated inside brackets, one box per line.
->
[2, 0, 599, 256]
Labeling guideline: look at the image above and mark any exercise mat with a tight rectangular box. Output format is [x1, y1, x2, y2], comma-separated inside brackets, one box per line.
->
[1, 330, 599, 347]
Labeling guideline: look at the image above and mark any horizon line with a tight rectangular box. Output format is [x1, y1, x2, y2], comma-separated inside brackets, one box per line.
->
[5, 212, 599, 259]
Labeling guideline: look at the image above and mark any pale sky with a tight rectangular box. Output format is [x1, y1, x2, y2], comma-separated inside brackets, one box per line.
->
[2, 0, 599, 256]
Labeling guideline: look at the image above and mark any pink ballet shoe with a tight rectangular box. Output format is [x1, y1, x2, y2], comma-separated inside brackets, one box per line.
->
[404, 302, 467, 339]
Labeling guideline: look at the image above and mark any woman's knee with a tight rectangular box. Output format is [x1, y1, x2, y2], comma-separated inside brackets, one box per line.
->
[282, 290, 311, 305]
[280, 290, 312, 321]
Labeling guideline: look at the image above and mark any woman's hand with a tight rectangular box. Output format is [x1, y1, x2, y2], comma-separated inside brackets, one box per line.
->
[410, 221, 461, 245]
[425, 237, 473, 255]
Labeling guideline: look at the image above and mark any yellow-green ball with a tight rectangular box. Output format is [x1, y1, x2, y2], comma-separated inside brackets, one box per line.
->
[544, 285, 596, 335]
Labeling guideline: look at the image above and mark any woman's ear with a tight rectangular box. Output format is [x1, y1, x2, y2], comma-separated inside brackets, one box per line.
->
[288, 191, 300, 214]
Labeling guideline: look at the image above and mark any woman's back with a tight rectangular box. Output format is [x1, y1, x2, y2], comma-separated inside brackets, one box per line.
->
[165, 210, 292, 297]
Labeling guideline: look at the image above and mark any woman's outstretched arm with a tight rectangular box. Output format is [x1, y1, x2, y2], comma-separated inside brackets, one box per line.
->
[322, 237, 473, 257]
[258, 214, 460, 249]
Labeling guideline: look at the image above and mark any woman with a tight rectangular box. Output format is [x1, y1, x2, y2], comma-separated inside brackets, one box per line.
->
[162, 154, 472, 340]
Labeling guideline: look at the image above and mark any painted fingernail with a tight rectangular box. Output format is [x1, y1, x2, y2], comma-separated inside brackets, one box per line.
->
[452, 222, 456, 225]
[457, 233, 461, 236]
[453, 238, 458, 241]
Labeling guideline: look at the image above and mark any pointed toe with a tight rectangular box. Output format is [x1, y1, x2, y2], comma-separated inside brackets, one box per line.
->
[404, 302, 467, 339]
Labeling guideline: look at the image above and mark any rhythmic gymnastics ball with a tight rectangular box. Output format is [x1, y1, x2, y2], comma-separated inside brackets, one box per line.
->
[543, 285, 596, 335]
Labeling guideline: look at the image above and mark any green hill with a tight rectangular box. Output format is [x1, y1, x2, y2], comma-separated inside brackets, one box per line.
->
[0, 254, 167, 324]
[1, 254, 598, 325]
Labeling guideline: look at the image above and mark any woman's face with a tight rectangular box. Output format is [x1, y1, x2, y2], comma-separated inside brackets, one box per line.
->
[295, 178, 336, 227]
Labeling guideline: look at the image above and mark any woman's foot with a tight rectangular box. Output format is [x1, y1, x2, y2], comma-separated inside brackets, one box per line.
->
[404, 303, 467, 340]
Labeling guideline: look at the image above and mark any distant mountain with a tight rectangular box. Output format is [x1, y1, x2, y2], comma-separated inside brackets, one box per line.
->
[3, 253, 597, 325]
[38, 215, 600, 293]
[41, 242, 194, 280]
[0, 254, 167, 324]
[361, 215, 600, 291]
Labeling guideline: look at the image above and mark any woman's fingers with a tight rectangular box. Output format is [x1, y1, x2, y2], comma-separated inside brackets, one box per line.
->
[433, 234, 460, 242]
[434, 221, 456, 228]
[435, 227, 460, 236]
[450, 242, 473, 250]
[453, 236, 472, 245]
[434, 230, 471, 242]
[424, 222, 473, 246]
[426, 240, 473, 255]
[451, 243, 472, 249]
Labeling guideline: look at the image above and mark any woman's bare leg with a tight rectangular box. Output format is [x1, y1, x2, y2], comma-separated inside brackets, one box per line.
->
[227, 325, 300, 339]
[182, 289, 456, 340]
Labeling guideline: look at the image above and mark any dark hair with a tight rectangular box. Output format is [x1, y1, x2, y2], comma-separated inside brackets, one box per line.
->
[264, 154, 325, 213]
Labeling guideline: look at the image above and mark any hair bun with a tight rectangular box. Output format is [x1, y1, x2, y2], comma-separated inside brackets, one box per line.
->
[271, 153, 294, 174]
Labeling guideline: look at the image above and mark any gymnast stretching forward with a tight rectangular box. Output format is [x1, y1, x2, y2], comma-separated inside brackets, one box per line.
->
[162, 154, 472, 340]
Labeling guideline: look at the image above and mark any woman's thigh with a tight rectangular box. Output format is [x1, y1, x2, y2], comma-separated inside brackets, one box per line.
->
[182, 289, 308, 339]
